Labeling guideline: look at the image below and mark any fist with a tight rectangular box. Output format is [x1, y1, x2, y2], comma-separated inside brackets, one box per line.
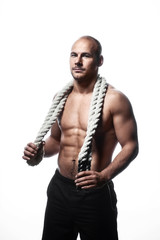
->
[23, 142, 38, 161]
[22, 142, 45, 166]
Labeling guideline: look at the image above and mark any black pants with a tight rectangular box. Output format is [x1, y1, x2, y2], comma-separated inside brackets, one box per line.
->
[42, 169, 118, 240]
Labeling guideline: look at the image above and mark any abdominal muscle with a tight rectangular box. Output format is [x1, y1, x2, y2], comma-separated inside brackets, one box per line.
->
[57, 127, 117, 180]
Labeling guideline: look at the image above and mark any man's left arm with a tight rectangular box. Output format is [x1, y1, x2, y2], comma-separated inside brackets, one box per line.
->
[100, 91, 139, 181]
[75, 91, 139, 188]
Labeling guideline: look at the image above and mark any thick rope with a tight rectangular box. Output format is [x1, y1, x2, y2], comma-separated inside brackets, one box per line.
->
[27, 76, 108, 170]
[34, 81, 73, 147]
[78, 76, 107, 171]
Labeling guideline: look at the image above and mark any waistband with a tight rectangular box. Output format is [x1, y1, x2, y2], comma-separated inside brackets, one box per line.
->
[54, 168, 114, 191]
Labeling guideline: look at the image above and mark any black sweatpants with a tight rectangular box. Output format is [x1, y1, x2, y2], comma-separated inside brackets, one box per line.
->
[42, 169, 118, 240]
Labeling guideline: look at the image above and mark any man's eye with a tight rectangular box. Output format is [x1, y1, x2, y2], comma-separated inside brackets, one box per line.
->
[71, 53, 76, 57]
[83, 54, 91, 58]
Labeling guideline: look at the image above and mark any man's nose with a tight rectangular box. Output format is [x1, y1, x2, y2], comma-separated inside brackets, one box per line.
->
[75, 56, 82, 66]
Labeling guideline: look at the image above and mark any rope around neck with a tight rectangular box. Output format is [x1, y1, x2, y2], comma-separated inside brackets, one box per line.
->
[27, 76, 108, 172]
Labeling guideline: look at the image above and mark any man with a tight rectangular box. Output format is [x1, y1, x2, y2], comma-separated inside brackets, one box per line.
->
[23, 36, 139, 240]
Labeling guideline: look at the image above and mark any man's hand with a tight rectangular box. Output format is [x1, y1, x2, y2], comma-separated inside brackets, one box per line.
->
[75, 170, 106, 189]
[22, 142, 45, 166]
[22, 142, 38, 161]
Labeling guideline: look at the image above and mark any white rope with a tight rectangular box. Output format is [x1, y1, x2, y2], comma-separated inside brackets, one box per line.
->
[78, 76, 107, 171]
[34, 81, 73, 147]
[27, 76, 108, 171]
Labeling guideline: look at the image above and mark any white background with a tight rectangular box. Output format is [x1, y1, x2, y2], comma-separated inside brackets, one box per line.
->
[0, 0, 160, 239]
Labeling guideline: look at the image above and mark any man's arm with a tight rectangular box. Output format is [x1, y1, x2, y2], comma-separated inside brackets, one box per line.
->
[44, 120, 61, 157]
[100, 90, 139, 181]
[75, 90, 139, 188]
[23, 120, 61, 161]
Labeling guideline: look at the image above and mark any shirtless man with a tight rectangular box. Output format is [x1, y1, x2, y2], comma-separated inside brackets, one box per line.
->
[23, 36, 139, 240]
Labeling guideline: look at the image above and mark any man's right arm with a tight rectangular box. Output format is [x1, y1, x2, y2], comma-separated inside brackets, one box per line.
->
[44, 120, 61, 157]
[23, 120, 61, 161]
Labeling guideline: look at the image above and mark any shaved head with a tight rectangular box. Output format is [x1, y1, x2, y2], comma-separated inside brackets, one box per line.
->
[73, 36, 102, 63]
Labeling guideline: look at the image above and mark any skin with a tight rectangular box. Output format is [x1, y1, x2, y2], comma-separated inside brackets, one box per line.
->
[23, 37, 139, 189]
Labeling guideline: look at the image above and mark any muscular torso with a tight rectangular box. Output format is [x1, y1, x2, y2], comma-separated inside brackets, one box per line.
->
[57, 85, 118, 179]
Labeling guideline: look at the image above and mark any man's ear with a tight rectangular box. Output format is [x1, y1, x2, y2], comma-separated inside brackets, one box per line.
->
[97, 55, 104, 67]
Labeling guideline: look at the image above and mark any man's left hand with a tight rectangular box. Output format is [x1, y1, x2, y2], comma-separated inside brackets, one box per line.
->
[75, 171, 106, 189]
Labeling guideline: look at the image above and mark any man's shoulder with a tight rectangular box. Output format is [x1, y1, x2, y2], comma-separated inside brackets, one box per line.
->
[106, 84, 127, 101]
[105, 84, 132, 112]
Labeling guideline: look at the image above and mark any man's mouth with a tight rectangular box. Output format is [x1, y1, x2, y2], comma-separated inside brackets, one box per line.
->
[72, 68, 84, 72]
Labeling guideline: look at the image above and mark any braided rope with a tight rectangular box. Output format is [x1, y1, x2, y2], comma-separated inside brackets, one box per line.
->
[34, 81, 73, 147]
[27, 76, 108, 171]
[78, 76, 107, 171]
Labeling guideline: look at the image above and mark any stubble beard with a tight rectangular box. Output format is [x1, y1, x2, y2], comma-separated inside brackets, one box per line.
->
[71, 71, 98, 86]
[71, 71, 86, 82]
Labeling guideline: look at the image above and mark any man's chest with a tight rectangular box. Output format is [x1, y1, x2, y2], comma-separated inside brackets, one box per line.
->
[60, 94, 91, 131]
[60, 93, 112, 133]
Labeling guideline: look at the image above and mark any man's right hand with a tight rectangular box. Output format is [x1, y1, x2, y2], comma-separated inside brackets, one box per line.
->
[22, 142, 38, 161]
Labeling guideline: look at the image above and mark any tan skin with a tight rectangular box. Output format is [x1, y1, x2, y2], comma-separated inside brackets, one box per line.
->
[23, 37, 139, 189]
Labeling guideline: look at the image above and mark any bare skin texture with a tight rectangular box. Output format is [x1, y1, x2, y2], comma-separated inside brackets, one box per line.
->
[23, 36, 139, 190]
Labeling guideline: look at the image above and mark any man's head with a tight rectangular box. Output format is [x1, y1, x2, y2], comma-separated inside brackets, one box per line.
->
[80, 36, 103, 64]
[70, 36, 103, 82]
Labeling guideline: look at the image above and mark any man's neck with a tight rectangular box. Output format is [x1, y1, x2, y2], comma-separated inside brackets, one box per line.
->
[73, 76, 98, 94]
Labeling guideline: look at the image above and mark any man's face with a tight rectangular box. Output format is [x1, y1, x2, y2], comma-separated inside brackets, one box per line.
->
[70, 38, 100, 81]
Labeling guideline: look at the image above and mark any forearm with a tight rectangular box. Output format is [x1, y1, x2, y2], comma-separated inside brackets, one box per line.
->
[101, 142, 139, 182]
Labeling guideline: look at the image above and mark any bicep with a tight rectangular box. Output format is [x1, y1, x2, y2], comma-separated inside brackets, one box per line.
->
[112, 95, 138, 147]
